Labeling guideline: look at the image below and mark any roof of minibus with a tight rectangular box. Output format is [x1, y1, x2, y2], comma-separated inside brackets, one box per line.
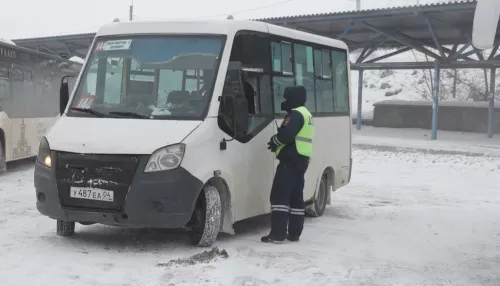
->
[95, 19, 348, 51]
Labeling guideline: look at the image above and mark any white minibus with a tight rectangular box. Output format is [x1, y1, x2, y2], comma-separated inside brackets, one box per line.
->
[34, 19, 352, 247]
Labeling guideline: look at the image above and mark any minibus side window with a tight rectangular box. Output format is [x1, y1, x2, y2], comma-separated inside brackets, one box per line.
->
[294, 44, 316, 113]
[314, 49, 333, 113]
[332, 50, 349, 113]
[271, 40, 295, 115]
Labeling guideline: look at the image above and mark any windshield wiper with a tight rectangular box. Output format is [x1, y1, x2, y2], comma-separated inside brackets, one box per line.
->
[70, 107, 107, 117]
[108, 111, 151, 119]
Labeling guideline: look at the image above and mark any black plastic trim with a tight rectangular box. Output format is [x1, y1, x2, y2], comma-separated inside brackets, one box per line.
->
[35, 152, 204, 228]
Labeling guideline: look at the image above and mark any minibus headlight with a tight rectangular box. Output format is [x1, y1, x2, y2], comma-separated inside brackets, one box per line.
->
[36, 137, 52, 168]
[145, 143, 186, 173]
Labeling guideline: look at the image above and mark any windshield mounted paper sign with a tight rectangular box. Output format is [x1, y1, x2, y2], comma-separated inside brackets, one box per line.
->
[95, 40, 133, 51]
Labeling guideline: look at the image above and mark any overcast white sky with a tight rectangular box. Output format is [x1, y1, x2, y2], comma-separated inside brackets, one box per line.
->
[3, 0, 442, 39]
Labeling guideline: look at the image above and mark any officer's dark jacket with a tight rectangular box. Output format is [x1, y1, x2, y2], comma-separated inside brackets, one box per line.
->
[274, 86, 310, 163]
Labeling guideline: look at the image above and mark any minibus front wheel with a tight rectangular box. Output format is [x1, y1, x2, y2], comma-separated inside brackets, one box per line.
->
[187, 185, 222, 247]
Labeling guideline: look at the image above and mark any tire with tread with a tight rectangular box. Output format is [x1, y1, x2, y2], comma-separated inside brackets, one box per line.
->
[0, 140, 5, 173]
[306, 174, 328, 217]
[188, 185, 221, 247]
[57, 220, 75, 237]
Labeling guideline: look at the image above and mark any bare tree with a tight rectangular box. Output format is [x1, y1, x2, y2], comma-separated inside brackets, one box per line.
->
[406, 48, 494, 102]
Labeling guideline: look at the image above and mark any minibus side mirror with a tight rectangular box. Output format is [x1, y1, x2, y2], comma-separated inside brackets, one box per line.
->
[219, 95, 249, 150]
[60, 77, 70, 115]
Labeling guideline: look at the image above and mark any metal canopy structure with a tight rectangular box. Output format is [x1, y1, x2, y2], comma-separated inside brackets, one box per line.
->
[11, 0, 500, 139]
[258, 0, 500, 139]
[12, 33, 95, 59]
[257, 0, 500, 69]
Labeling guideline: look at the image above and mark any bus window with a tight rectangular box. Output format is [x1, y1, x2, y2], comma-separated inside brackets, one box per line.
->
[271, 41, 293, 75]
[0, 66, 9, 101]
[271, 41, 295, 115]
[0, 66, 8, 78]
[10, 68, 23, 81]
[294, 44, 316, 112]
[331, 50, 349, 113]
[314, 49, 333, 113]
[271, 42, 282, 72]
[0, 77, 10, 102]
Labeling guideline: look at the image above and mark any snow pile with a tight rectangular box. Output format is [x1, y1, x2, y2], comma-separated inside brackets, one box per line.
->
[156, 247, 229, 268]
[69, 56, 85, 64]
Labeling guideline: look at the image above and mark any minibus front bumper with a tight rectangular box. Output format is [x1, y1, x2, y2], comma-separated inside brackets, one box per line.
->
[34, 151, 204, 228]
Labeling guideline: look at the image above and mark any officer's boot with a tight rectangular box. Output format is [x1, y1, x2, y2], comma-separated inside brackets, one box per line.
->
[261, 209, 288, 244]
[261, 234, 285, 244]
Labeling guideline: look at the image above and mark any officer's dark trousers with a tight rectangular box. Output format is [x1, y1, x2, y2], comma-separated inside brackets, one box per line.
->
[270, 159, 309, 240]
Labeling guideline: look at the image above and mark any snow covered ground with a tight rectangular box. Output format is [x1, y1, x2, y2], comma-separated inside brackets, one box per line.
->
[2, 128, 500, 285]
[354, 126, 500, 157]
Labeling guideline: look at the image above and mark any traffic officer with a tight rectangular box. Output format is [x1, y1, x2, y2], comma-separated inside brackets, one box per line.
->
[262, 85, 314, 244]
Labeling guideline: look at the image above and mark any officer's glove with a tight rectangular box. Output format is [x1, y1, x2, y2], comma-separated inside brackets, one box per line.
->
[267, 140, 277, 152]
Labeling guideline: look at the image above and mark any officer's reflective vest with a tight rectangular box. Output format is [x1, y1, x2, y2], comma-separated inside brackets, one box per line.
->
[276, 106, 314, 158]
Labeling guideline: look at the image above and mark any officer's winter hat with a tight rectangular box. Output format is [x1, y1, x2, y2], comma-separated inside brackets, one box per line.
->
[281, 86, 307, 111]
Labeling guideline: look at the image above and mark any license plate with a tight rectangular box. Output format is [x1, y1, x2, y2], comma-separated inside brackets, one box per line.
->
[69, 187, 114, 202]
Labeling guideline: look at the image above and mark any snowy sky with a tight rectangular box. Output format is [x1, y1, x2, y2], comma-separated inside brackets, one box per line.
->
[3, 0, 443, 39]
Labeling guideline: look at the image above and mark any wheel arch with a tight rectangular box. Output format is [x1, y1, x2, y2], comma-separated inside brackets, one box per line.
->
[307, 166, 335, 204]
[206, 176, 235, 235]
[323, 166, 335, 205]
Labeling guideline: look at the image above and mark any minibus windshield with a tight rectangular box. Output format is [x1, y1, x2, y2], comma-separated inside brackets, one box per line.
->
[68, 35, 225, 120]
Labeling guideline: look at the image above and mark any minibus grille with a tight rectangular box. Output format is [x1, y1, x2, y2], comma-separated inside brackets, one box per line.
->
[55, 152, 140, 212]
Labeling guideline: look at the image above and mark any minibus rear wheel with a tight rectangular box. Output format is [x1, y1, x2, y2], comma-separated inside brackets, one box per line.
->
[0, 140, 5, 173]
[188, 185, 221, 247]
[306, 173, 328, 217]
